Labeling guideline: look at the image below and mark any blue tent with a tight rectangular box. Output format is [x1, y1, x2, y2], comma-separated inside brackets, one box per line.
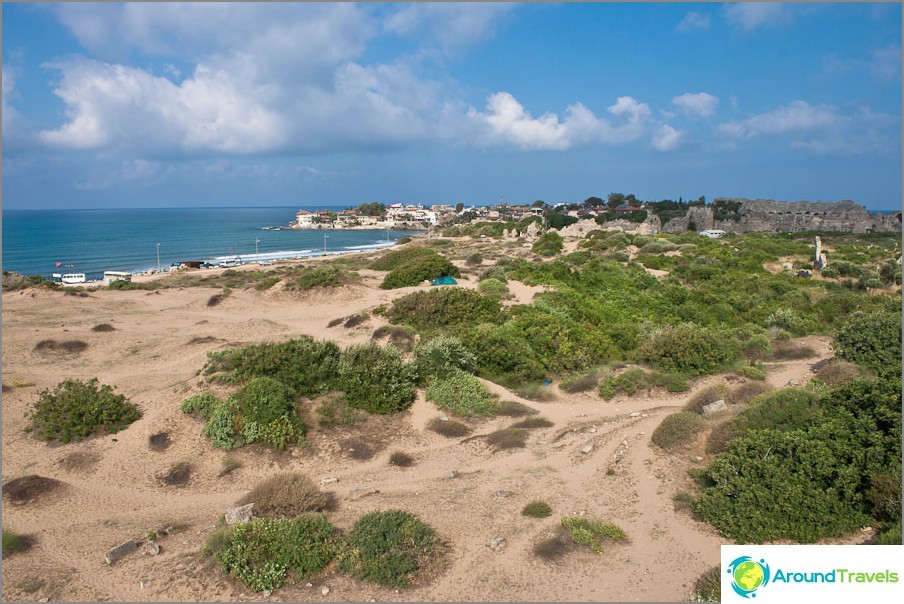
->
[430, 276, 458, 286]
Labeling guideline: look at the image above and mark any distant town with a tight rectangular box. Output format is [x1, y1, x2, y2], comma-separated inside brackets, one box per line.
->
[290, 195, 901, 235]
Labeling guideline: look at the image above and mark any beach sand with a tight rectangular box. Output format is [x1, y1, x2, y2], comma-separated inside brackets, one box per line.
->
[1, 238, 844, 602]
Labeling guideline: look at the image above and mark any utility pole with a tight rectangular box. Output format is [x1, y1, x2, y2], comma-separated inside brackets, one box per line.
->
[156, 243, 161, 273]
[255, 237, 260, 256]
[323, 234, 329, 256]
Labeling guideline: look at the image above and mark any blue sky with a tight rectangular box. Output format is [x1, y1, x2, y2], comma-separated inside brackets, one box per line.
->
[2, 2, 901, 210]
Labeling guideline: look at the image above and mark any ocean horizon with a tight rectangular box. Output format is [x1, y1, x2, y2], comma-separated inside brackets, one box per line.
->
[1, 206, 416, 280]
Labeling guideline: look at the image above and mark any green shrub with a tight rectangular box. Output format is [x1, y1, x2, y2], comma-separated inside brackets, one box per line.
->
[425, 369, 498, 416]
[837, 311, 902, 376]
[640, 324, 739, 376]
[532, 232, 564, 256]
[414, 336, 477, 383]
[478, 278, 510, 300]
[204, 337, 341, 397]
[2, 528, 27, 555]
[813, 360, 862, 387]
[237, 473, 331, 518]
[737, 389, 820, 433]
[522, 501, 552, 518]
[26, 378, 141, 443]
[339, 510, 443, 588]
[684, 384, 727, 415]
[387, 287, 504, 332]
[560, 370, 600, 393]
[691, 566, 721, 602]
[370, 247, 438, 271]
[651, 412, 707, 449]
[180, 392, 221, 420]
[231, 377, 299, 426]
[560, 517, 627, 553]
[515, 381, 555, 401]
[736, 364, 766, 381]
[315, 397, 366, 429]
[725, 381, 773, 406]
[286, 266, 351, 290]
[479, 265, 508, 283]
[873, 520, 902, 545]
[214, 515, 340, 592]
[705, 420, 741, 455]
[337, 343, 417, 414]
[465, 252, 483, 266]
[380, 254, 460, 289]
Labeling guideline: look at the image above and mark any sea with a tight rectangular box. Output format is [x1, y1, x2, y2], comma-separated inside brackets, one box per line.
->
[1, 206, 417, 280]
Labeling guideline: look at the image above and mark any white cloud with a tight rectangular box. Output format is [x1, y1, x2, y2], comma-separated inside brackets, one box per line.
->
[672, 92, 719, 118]
[869, 44, 902, 81]
[723, 3, 792, 32]
[384, 3, 514, 56]
[716, 101, 841, 138]
[651, 125, 686, 152]
[467, 92, 651, 150]
[675, 11, 711, 33]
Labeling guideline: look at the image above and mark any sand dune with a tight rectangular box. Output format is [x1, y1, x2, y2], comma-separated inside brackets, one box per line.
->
[2, 248, 839, 602]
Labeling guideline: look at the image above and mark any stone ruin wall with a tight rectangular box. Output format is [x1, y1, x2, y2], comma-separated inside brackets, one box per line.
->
[663, 198, 901, 234]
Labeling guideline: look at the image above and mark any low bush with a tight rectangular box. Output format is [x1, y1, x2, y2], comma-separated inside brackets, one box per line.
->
[532, 232, 564, 257]
[735, 389, 820, 434]
[2, 475, 64, 504]
[180, 391, 220, 420]
[485, 428, 528, 450]
[26, 378, 140, 443]
[836, 311, 902, 376]
[725, 381, 774, 406]
[285, 266, 352, 290]
[522, 501, 553, 518]
[91, 323, 116, 332]
[237, 473, 331, 517]
[338, 343, 417, 414]
[813, 359, 862, 387]
[494, 400, 539, 417]
[533, 534, 574, 562]
[465, 252, 483, 267]
[204, 337, 341, 397]
[426, 417, 472, 437]
[339, 510, 443, 588]
[2, 527, 28, 556]
[33, 339, 89, 354]
[372, 324, 417, 352]
[651, 412, 707, 449]
[387, 287, 504, 332]
[691, 566, 721, 602]
[341, 437, 375, 461]
[511, 417, 554, 430]
[370, 246, 438, 271]
[560, 370, 600, 393]
[389, 451, 416, 467]
[515, 381, 556, 402]
[414, 336, 477, 383]
[479, 265, 508, 283]
[705, 420, 742, 455]
[315, 397, 366, 429]
[640, 324, 739, 376]
[478, 278, 510, 300]
[560, 517, 627, 553]
[873, 520, 902, 545]
[426, 369, 498, 416]
[736, 364, 766, 380]
[157, 462, 192, 487]
[380, 254, 460, 289]
[684, 384, 727, 415]
[769, 339, 817, 360]
[214, 515, 340, 592]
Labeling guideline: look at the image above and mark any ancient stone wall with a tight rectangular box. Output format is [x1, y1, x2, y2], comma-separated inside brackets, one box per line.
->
[712, 198, 901, 234]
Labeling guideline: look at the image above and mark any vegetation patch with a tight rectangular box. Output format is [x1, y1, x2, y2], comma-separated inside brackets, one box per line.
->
[598, 368, 688, 400]
[148, 431, 171, 451]
[560, 517, 627, 553]
[532, 232, 564, 257]
[485, 428, 528, 450]
[640, 324, 738, 376]
[768, 339, 817, 360]
[380, 254, 460, 289]
[214, 515, 340, 592]
[651, 412, 707, 449]
[33, 339, 89, 354]
[341, 437, 376, 460]
[91, 323, 116, 332]
[684, 384, 727, 415]
[477, 278, 510, 300]
[426, 369, 498, 416]
[414, 336, 476, 383]
[315, 396, 366, 429]
[2, 528, 33, 558]
[812, 359, 862, 387]
[532, 533, 574, 562]
[157, 462, 192, 487]
[370, 246, 438, 271]
[836, 311, 902, 376]
[371, 324, 416, 352]
[338, 343, 417, 414]
[522, 501, 553, 518]
[725, 381, 774, 406]
[284, 266, 354, 291]
[510, 417, 554, 430]
[427, 417, 471, 437]
[26, 378, 140, 443]
[206, 293, 228, 307]
[237, 473, 332, 517]
[2, 475, 64, 505]
[560, 370, 600, 393]
[515, 381, 556, 401]
[339, 510, 443, 588]
[387, 287, 504, 332]
[691, 566, 721, 602]
[494, 400, 538, 417]
[389, 451, 416, 467]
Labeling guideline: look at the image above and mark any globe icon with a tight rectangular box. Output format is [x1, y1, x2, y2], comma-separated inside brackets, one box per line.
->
[733, 560, 765, 592]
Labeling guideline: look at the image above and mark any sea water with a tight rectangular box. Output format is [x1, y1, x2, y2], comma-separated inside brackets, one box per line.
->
[1, 206, 416, 279]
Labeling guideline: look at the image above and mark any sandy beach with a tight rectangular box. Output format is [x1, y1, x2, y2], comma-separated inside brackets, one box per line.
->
[1, 238, 850, 602]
